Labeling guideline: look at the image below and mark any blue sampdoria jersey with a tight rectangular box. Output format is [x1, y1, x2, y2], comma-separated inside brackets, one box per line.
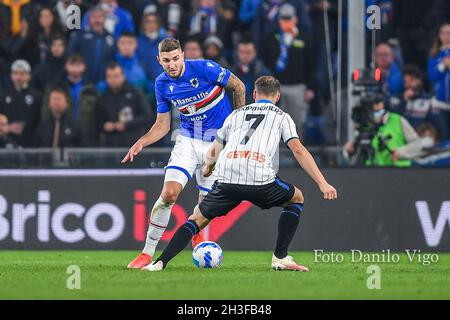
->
[155, 59, 232, 141]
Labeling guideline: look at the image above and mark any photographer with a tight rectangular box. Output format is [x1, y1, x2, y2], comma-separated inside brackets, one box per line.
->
[344, 98, 424, 167]
[390, 65, 449, 141]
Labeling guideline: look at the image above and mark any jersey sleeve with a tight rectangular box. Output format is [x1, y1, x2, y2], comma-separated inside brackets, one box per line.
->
[155, 80, 171, 113]
[203, 60, 231, 87]
[281, 113, 300, 144]
[215, 112, 233, 145]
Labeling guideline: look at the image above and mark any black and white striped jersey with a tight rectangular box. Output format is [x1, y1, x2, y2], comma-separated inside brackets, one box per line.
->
[214, 101, 299, 185]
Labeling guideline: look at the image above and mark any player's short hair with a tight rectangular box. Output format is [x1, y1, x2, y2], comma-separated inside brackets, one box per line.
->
[254, 76, 281, 96]
[158, 38, 182, 53]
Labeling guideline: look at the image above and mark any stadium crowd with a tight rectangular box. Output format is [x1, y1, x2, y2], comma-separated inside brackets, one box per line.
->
[0, 0, 449, 160]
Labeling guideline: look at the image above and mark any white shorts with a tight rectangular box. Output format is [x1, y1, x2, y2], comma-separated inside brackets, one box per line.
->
[164, 135, 217, 195]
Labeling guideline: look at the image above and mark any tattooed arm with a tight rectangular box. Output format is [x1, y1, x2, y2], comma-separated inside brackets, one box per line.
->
[225, 73, 246, 109]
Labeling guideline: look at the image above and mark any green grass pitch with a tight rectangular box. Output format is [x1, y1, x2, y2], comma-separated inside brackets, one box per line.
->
[0, 251, 449, 299]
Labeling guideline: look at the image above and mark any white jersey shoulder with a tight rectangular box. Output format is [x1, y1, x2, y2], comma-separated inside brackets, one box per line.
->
[214, 102, 299, 185]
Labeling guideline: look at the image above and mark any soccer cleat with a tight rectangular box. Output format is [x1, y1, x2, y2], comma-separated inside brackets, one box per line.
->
[191, 229, 205, 248]
[142, 260, 164, 272]
[127, 252, 152, 269]
[271, 254, 309, 272]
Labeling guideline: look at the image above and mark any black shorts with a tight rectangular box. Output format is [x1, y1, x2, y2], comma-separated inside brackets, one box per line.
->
[199, 177, 296, 220]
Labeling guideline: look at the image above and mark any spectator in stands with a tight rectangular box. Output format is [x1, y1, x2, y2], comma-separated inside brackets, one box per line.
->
[81, 0, 135, 39]
[0, 113, 16, 148]
[51, 54, 91, 118]
[344, 97, 423, 167]
[252, 0, 312, 53]
[0, 0, 36, 38]
[136, 12, 165, 86]
[0, 60, 42, 147]
[188, 0, 235, 54]
[203, 35, 230, 69]
[98, 63, 151, 147]
[392, 65, 449, 141]
[32, 35, 67, 92]
[67, 7, 116, 84]
[12, 6, 64, 67]
[42, 54, 100, 146]
[375, 42, 403, 97]
[231, 39, 272, 104]
[34, 87, 82, 148]
[109, 32, 149, 93]
[183, 37, 203, 59]
[139, 0, 188, 38]
[261, 3, 314, 131]
[428, 22, 450, 105]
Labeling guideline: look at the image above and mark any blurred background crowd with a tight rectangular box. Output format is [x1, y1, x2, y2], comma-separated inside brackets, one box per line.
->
[0, 0, 449, 166]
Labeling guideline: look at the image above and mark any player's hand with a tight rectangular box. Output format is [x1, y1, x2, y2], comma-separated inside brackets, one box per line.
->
[202, 162, 215, 177]
[319, 181, 337, 200]
[121, 141, 143, 163]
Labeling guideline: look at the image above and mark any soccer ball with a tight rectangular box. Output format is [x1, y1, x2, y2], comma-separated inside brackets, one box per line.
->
[192, 241, 223, 268]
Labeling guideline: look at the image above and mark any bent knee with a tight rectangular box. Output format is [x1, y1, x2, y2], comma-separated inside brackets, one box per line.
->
[291, 188, 304, 204]
[161, 189, 180, 204]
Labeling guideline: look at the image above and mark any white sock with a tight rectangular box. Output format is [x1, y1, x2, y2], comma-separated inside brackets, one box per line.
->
[142, 196, 174, 256]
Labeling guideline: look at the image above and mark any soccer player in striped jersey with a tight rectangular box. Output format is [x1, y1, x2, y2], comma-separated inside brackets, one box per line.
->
[144, 76, 337, 272]
[122, 38, 246, 269]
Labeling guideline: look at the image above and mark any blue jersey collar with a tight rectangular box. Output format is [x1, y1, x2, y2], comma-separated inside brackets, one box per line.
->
[256, 99, 273, 104]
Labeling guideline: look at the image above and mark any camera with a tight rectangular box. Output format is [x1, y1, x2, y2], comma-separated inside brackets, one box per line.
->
[348, 68, 391, 165]
[351, 68, 384, 131]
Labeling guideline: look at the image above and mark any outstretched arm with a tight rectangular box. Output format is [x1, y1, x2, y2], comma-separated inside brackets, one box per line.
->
[121, 112, 171, 163]
[287, 138, 337, 200]
[225, 73, 246, 109]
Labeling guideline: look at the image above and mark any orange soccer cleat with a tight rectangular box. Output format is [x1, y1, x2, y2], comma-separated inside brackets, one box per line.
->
[127, 252, 152, 269]
[191, 229, 206, 248]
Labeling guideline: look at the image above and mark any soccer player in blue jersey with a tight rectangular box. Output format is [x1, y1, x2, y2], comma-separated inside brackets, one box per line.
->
[122, 38, 246, 269]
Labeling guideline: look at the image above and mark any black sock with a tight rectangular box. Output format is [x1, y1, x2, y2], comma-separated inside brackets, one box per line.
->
[274, 203, 303, 259]
[155, 220, 199, 268]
